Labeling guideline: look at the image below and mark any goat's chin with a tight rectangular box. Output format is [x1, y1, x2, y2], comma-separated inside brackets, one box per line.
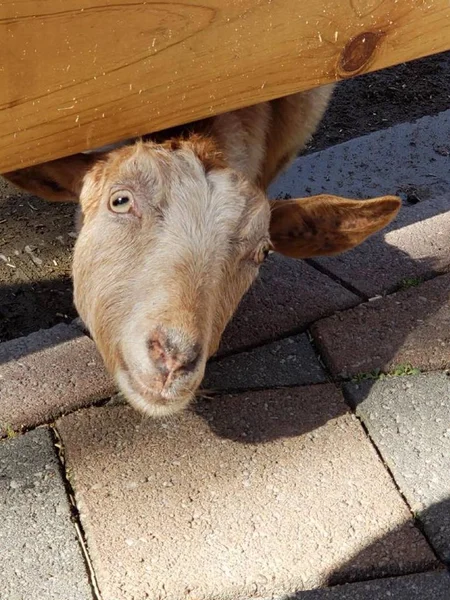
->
[115, 368, 193, 417]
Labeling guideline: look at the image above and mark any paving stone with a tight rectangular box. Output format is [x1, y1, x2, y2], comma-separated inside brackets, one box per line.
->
[0, 427, 93, 600]
[290, 571, 450, 599]
[204, 334, 326, 392]
[57, 386, 436, 600]
[0, 323, 115, 436]
[270, 110, 450, 203]
[269, 110, 450, 297]
[345, 372, 450, 564]
[219, 255, 359, 355]
[311, 273, 450, 378]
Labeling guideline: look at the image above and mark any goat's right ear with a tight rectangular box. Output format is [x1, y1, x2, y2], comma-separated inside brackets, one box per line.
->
[3, 153, 99, 202]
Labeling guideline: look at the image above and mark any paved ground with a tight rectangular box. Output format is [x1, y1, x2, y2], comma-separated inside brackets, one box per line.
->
[2, 85, 450, 598]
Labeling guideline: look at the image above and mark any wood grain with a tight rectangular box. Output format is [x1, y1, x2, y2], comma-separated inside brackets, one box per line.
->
[1, 0, 450, 172]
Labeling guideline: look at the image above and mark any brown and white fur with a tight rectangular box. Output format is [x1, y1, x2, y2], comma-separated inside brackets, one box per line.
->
[3, 86, 400, 416]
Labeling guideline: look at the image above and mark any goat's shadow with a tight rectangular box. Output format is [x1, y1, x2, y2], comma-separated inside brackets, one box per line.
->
[196, 240, 448, 444]
[194, 384, 348, 444]
[283, 501, 450, 598]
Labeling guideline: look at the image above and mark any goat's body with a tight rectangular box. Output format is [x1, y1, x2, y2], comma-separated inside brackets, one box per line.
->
[213, 86, 334, 187]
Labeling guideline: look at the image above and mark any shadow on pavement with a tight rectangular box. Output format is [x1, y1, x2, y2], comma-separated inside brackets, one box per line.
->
[283, 498, 450, 598]
[194, 385, 347, 443]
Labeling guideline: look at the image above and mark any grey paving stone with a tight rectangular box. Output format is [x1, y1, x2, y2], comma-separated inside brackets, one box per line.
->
[219, 255, 359, 355]
[0, 323, 115, 436]
[57, 386, 436, 600]
[345, 372, 450, 564]
[0, 427, 93, 600]
[289, 571, 450, 599]
[269, 110, 450, 297]
[311, 273, 450, 378]
[204, 334, 326, 392]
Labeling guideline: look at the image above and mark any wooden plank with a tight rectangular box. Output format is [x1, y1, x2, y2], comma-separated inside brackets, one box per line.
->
[1, 0, 450, 173]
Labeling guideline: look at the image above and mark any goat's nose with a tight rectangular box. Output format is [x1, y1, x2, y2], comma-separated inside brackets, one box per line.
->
[148, 328, 201, 381]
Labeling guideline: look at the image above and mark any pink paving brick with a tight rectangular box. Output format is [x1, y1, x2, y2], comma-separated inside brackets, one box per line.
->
[0, 323, 114, 435]
[311, 273, 450, 378]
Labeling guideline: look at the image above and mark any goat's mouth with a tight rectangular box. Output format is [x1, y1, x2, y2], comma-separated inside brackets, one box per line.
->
[104, 326, 207, 416]
[115, 367, 195, 416]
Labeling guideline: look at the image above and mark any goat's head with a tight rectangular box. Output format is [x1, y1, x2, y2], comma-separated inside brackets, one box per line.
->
[5, 138, 400, 416]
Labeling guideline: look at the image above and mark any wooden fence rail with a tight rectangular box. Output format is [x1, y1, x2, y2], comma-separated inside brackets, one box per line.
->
[1, 0, 450, 173]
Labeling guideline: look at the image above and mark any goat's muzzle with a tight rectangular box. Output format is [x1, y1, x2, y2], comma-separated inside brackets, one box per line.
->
[114, 326, 205, 417]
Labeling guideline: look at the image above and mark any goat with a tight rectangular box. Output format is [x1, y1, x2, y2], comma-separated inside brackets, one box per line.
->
[3, 86, 400, 416]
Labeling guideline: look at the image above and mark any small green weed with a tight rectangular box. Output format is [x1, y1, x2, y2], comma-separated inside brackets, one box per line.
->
[352, 363, 420, 382]
[397, 277, 422, 290]
[351, 368, 384, 383]
[390, 363, 421, 377]
[2, 424, 17, 439]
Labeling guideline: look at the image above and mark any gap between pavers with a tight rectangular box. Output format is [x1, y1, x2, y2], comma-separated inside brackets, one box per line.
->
[0, 427, 93, 600]
[286, 570, 450, 599]
[311, 272, 450, 379]
[345, 372, 450, 565]
[0, 322, 115, 436]
[56, 385, 436, 600]
[269, 110, 450, 298]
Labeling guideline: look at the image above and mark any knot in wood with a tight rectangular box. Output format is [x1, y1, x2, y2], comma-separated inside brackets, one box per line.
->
[339, 31, 383, 75]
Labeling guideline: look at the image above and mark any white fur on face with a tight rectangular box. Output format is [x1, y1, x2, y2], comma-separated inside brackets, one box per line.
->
[73, 143, 270, 415]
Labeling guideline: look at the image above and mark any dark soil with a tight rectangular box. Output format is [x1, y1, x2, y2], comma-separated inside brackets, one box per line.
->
[309, 51, 450, 153]
[1, 51, 450, 342]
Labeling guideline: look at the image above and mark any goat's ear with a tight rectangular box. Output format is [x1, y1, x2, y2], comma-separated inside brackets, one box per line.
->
[3, 153, 99, 202]
[269, 194, 401, 258]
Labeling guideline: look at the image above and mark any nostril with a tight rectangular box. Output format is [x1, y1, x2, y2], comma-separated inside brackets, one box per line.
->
[169, 343, 201, 376]
[148, 336, 168, 365]
[178, 344, 201, 374]
[148, 330, 201, 378]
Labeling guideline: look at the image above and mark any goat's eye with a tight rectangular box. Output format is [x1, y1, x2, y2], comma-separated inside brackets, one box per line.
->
[255, 241, 272, 264]
[109, 191, 134, 214]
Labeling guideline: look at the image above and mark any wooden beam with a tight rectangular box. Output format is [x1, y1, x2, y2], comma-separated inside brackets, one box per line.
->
[1, 0, 450, 173]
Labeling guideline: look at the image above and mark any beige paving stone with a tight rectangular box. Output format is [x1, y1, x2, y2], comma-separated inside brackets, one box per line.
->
[0, 427, 93, 600]
[345, 372, 450, 563]
[57, 386, 436, 600]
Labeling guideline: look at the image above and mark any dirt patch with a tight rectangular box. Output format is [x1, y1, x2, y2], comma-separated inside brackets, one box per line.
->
[309, 51, 450, 153]
[0, 179, 77, 341]
[1, 51, 450, 342]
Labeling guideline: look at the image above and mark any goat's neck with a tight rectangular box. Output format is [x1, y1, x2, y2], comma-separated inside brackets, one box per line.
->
[207, 105, 270, 184]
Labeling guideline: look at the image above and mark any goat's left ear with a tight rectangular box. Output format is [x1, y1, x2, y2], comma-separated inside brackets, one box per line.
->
[3, 153, 100, 203]
[269, 194, 401, 259]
